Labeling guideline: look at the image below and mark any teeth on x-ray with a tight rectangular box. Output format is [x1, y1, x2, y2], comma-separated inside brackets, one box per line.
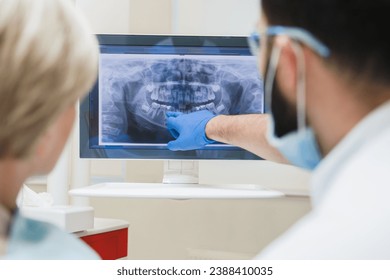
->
[146, 84, 154, 92]
[206, 103, 216, 111]
[142, 104, 151, 114]
[212, 84, 220, 92]
[99, 56, 263, 142]
[217, 104, 226, 113]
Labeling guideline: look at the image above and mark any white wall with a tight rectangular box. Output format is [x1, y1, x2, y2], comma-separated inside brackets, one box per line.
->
[75, 0, 131, 34]
[172, 0, 259, 35]
[73, 0, 312, 260]
[75, 0, 259, 35]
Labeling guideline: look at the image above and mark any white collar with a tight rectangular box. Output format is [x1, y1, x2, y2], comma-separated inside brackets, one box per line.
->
[311, 100, 390, 207]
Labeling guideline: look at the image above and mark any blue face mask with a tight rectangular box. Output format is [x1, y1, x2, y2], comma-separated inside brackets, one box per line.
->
[267, 118, 322, 170]
[265, 42, 323, 170]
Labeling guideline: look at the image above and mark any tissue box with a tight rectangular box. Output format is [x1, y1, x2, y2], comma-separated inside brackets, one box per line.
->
[20, 205, 94, 233]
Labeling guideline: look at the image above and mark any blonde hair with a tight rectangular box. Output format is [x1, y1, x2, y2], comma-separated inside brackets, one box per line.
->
[0, 0, 98, 158]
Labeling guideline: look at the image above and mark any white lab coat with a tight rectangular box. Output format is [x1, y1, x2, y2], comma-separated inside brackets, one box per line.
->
[257, 100, 390, 259]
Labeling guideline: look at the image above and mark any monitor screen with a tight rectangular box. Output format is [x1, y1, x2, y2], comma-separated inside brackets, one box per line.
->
[80, 34, 264, 160]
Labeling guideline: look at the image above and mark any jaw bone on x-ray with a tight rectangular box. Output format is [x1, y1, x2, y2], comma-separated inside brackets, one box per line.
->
[100, 54, 263, 145]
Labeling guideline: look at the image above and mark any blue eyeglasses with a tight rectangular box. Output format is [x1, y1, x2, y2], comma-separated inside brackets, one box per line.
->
[248, 26, 330, 58]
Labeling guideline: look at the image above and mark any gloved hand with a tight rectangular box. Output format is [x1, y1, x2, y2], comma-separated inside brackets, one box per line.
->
[166, 110, 216, 151]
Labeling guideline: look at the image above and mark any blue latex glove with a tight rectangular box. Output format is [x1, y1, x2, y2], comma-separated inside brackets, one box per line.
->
[166, 110, 216, 151]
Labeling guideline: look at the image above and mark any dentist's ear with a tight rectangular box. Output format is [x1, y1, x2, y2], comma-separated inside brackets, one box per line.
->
[273, 36, 299, 104]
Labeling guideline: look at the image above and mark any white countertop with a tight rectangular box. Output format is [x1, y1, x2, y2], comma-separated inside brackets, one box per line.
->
[75, 217, 129, 237]
[69, 182, 284, 200]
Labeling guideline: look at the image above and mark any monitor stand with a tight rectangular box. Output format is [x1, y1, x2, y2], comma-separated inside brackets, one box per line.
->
[162, 160, 199, 184]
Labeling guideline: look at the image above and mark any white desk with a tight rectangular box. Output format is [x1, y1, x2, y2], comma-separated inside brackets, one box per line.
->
[69, 182, 284, 199]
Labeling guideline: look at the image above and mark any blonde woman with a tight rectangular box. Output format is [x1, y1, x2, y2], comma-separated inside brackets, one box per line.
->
[0, 0, 99, 259]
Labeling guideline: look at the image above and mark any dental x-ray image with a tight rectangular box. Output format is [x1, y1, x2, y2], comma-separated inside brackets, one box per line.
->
[99, 54, 263, 146]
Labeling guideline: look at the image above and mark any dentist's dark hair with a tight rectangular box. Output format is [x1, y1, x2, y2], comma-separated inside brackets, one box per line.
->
[262, 0, 390, 85]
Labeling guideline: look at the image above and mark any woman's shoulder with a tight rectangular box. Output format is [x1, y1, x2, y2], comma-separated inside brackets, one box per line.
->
[4, 213, 100, 260]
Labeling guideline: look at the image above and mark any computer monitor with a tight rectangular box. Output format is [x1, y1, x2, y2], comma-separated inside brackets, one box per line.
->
[80, 34, 264, 184]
